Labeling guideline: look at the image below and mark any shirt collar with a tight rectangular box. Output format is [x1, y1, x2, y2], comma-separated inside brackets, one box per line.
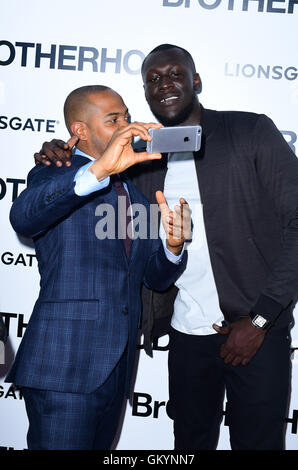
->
[73, 147, 96, 161]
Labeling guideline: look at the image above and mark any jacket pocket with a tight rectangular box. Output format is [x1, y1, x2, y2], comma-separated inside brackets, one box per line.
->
[37, 299, 99, 320]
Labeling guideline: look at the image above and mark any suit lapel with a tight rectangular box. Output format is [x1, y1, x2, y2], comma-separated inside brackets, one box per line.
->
[121, 175, 141, 264]
[91, 177, 128, 265]
[72, 153, 131, 264]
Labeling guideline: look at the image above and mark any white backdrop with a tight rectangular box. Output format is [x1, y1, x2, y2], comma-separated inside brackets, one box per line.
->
[0, 0, 298, 450]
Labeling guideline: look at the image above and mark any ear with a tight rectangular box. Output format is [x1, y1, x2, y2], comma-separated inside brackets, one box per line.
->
[70, 121, 88, 141]
[193, 72, 202, 94]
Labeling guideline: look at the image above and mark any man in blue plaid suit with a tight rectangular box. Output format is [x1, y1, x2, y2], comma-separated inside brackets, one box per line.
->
[6, 85, 189, 450]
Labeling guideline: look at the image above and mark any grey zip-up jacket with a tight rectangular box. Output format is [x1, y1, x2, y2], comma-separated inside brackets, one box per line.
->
[129, 105, 298, 354]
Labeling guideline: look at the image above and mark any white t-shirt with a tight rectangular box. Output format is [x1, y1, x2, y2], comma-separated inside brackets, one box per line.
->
[160, 152, 224, 335]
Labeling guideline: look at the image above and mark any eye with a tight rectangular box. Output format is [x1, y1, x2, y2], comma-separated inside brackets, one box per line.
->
[105, 117, 118, 125]
[170, 71, 182, 78]
[148, 75, 159, 83]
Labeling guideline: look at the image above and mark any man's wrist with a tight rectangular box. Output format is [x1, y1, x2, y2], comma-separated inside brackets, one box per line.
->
[249, 312, 271, 330]
[162, 239, 184, 265]
[89, 160, 110, 181]
[74, 162, 110, 196]
[166, 242, 183, 256]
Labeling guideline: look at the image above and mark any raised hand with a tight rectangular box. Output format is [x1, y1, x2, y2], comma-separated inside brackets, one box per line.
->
[34, 136, 78, 167]
[156, 190, 192, 256]
[88, 122, 162, 180]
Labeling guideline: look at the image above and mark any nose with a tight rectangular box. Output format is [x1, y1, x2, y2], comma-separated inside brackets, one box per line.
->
[159, 74, 174, 90]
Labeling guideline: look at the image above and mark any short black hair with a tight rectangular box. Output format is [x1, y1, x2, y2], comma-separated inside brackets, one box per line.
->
[64, 85, 111, 133]
[141, 44, 196, 76]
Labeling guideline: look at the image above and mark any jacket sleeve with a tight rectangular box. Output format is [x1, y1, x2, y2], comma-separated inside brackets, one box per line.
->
[143, 238, 187, 292]
[10, 163, 90, 238]
[251, 114, 298, 323]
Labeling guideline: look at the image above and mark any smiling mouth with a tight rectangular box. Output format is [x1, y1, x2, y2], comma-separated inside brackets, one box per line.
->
[160, 96, 179, 103]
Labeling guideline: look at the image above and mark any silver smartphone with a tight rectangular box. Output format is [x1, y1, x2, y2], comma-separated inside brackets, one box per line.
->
[146, 125, 202, 153]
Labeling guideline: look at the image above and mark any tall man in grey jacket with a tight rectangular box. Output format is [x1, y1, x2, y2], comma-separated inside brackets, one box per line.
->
[35, 44, 298, 450]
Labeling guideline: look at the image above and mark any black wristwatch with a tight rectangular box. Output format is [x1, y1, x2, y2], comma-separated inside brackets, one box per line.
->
[249, 312, 270, 330]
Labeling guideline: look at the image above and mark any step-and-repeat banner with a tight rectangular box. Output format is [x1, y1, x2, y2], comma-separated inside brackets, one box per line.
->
[1, 0, 298, 450]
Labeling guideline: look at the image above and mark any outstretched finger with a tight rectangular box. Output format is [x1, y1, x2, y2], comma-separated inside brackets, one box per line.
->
[124, 122, 162, 142]
[156, 191, 172, 219]
[67, 135, 79, 150]
[134, 122, 162, 132]
[155, 190, 167, 207]
[180, 198, 190, 213]
[60, 136, 78, 166]
[133, 151, 162, 163]
[179, 198, 190, 218]
[180, 197, 188, 205]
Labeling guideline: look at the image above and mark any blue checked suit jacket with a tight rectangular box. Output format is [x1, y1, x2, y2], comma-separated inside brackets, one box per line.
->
[6, 154, 186, 394]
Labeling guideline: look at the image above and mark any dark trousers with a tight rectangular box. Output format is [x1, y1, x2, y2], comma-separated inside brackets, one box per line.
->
[22, 349, 127, 450]
[168, 326, 291, 450]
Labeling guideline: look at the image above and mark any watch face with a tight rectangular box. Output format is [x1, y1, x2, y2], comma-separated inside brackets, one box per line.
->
[253, 315, 267, 328]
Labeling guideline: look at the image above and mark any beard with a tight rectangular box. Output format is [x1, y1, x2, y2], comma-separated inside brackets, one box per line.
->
[149, 93, 197, 127]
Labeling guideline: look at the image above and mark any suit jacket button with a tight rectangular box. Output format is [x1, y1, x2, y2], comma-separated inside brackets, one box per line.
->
[123, 307, 128, 315]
